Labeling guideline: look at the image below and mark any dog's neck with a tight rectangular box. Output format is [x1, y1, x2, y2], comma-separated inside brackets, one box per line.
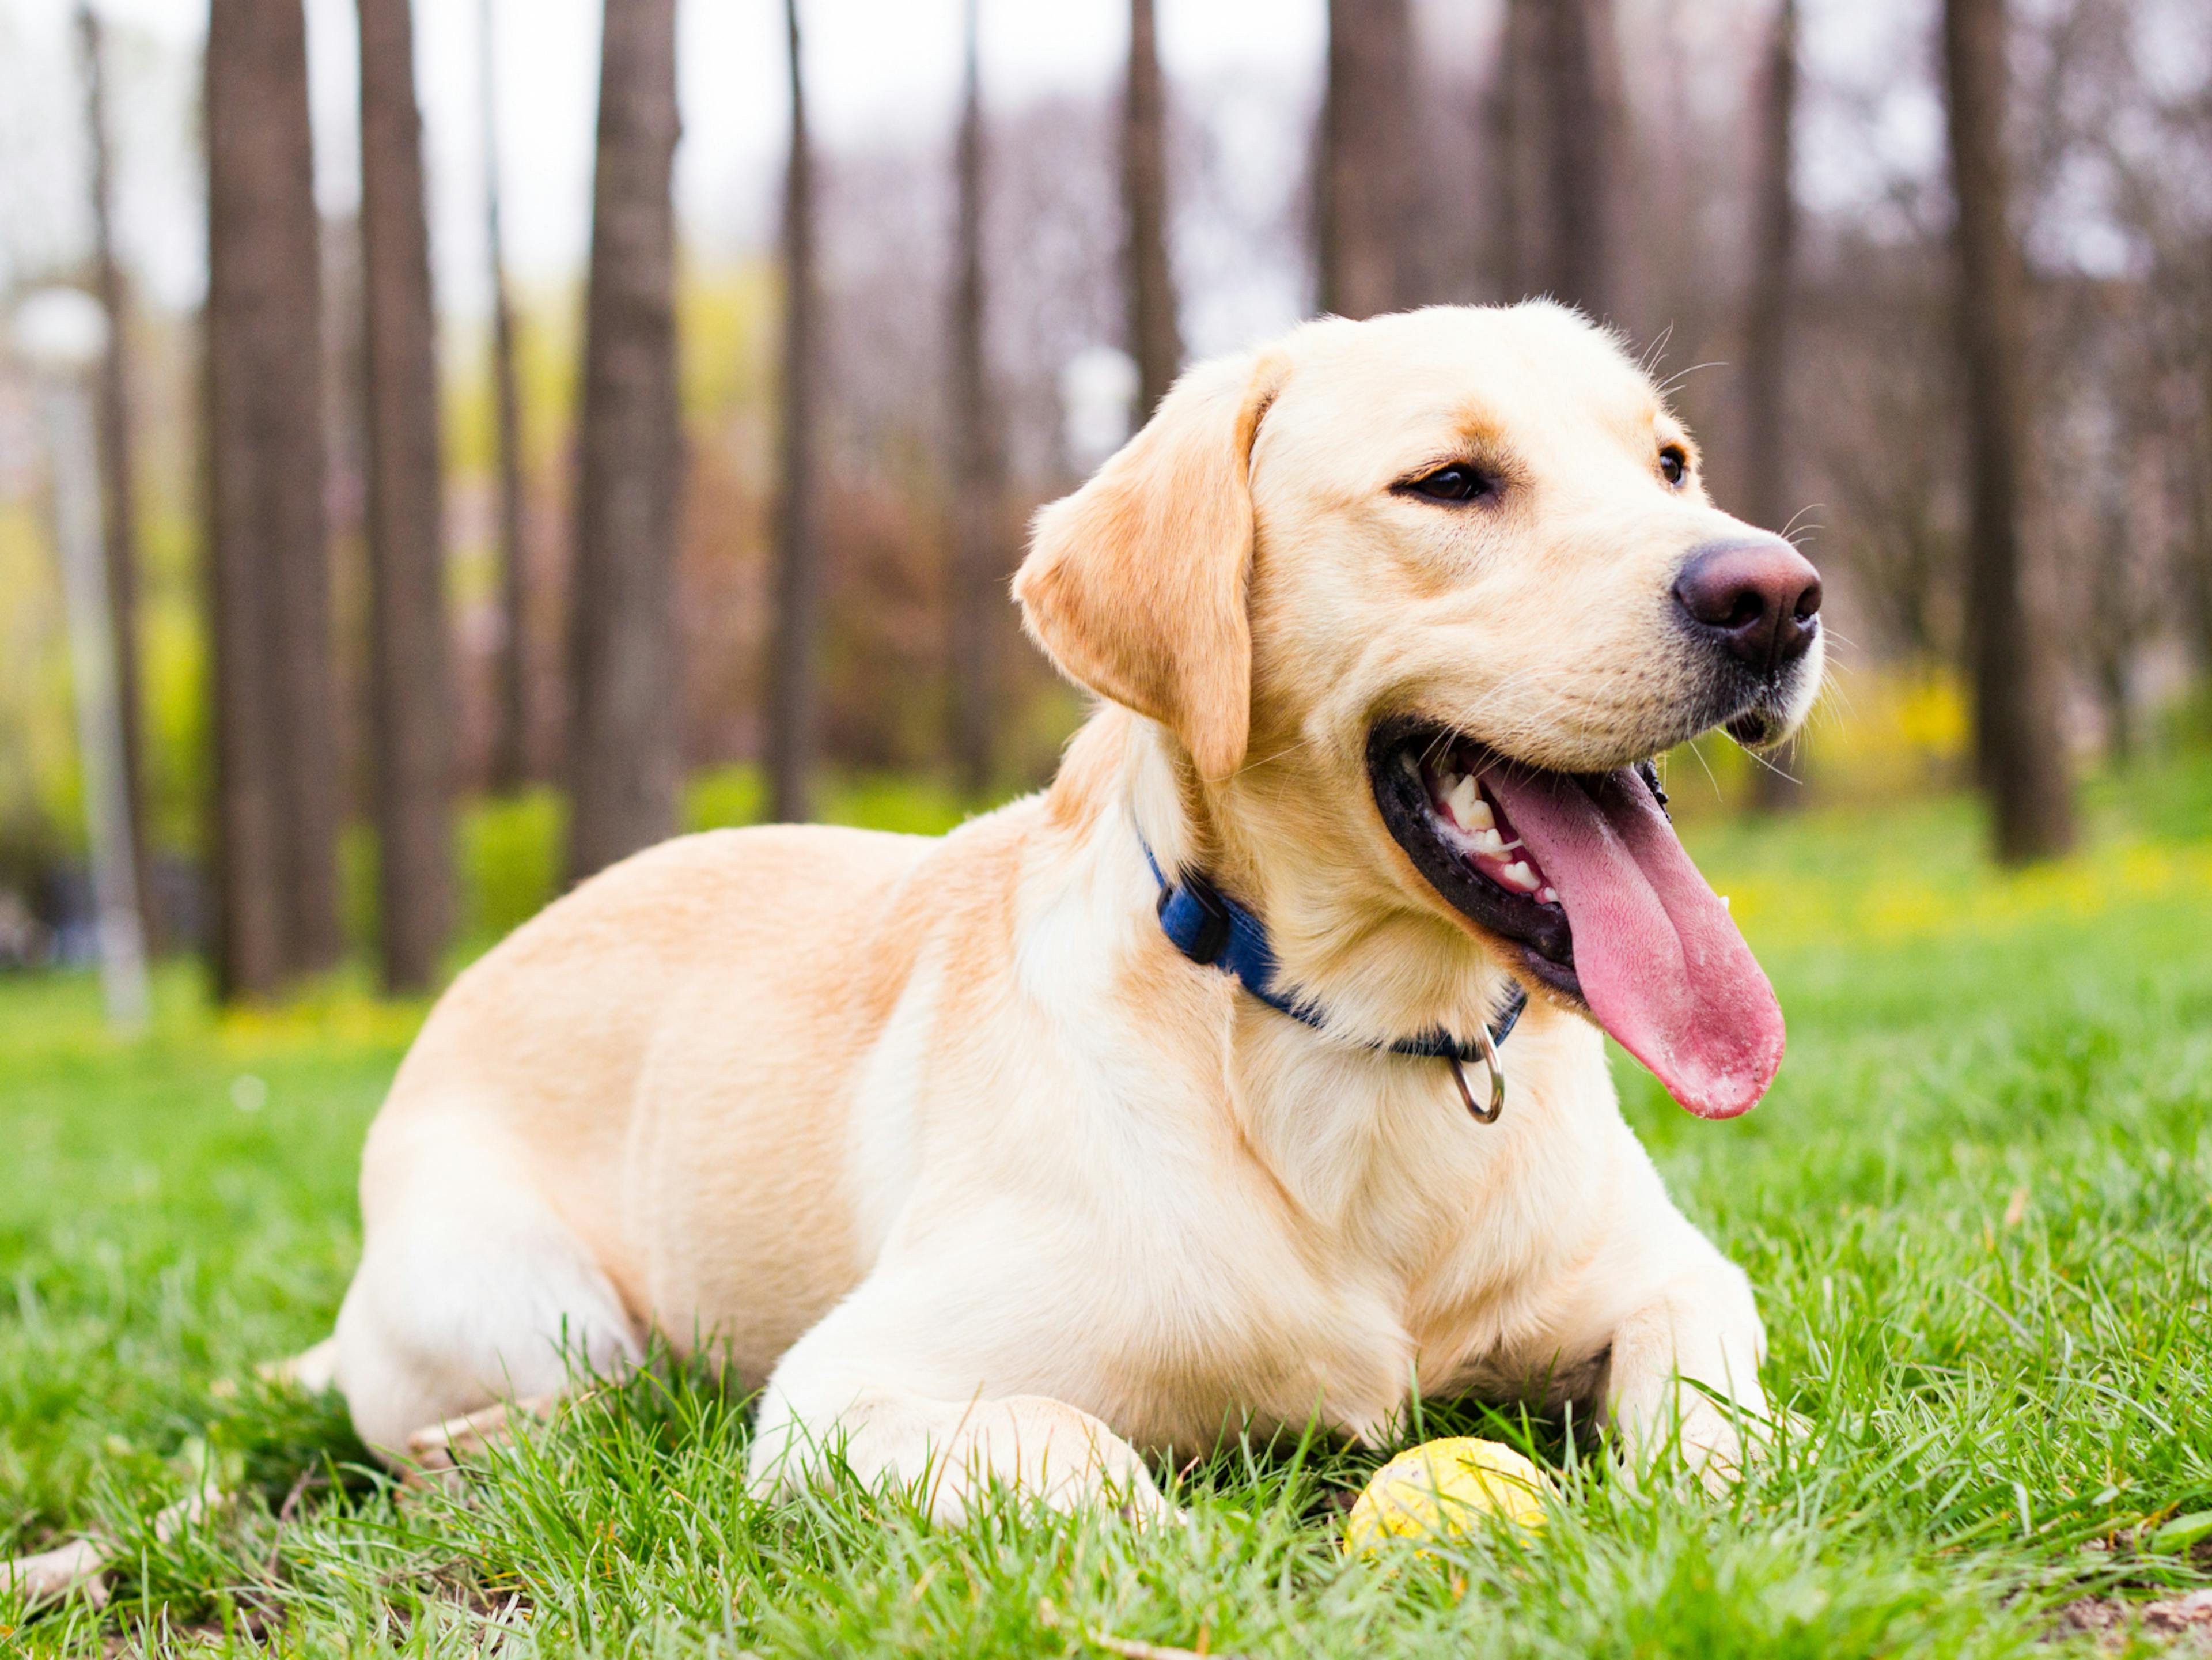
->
[1046, 708, 1525, 1057]
[1040, 709, 1595, 1237]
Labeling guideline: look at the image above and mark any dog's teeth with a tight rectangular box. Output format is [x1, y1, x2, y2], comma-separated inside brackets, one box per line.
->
[1539, 885, 1558, 905]
[1498, 861, 1541, 893]
[1447, 775, 1480, 827]
[1471, 828, 1506, 857]
[1463, 794, 1495, 832]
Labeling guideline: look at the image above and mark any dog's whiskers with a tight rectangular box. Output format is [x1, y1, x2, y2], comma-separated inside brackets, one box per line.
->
[1740, 742, 1800, 786]
[1778, 503, 1827, 543]
[1684, 738, 1725, 801]
[1654, 360, 1726, 399]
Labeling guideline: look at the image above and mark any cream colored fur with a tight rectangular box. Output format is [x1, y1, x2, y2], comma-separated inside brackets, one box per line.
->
[330, 302, 1815, 1519]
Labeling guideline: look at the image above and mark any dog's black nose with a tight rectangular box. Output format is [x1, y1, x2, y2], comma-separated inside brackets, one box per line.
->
[1672, 539, 1822, 675]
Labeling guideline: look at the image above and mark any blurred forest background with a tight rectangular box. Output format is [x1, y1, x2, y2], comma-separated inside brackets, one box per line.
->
[0, 0, 2207, 1004]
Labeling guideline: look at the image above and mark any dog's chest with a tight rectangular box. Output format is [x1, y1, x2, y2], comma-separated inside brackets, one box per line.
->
[1101, 1054, 1620, 1448]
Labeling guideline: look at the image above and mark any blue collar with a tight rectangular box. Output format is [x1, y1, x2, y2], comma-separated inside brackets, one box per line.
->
[1140, 837, 1525, 1066]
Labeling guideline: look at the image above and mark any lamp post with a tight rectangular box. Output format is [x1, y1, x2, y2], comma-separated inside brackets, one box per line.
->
[12, 286, 149, 1031]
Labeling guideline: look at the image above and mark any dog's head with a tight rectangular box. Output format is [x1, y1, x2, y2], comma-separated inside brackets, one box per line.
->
[1016, 304, 1821, 1120]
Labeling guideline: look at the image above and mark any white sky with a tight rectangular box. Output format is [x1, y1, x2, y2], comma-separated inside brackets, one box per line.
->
[2, 0, 2111, 334]
[3, 0, 1330, 321]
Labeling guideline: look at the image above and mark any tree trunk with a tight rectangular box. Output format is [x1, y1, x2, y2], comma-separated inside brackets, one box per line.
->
[204, 0, 341, 997]
[2090, 478, 2134, 766]
[947, 0, 1002, 798]
[1318, 0, 1416, 319]
[1940, 0, 2076, 862]
[482, 0, 531, 794]
[2194, 370, 2212, 672]
[1123, 0, 1182, 416]
[1535, 0, 1616, 320]
[765, 0, 822, 823]
[1743, 0, 1802, 813]
[358, 0, 453, 992]
[77, 3, 156, 947]
[566, 0, 682, 882]
[2192, 277, 2212, 670]
[1487, 0, 1544, 302]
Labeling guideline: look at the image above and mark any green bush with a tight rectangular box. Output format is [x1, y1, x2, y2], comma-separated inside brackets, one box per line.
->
[459, 789, 567, 954]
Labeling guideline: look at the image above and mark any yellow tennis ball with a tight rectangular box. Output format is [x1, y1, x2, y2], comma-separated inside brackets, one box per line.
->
[1342, 1437, 1556, 1558]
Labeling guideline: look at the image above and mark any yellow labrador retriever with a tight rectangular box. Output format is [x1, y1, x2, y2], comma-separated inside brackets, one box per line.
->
[22, 302, 1825, 1583]
[315, 300, 1822, 1518]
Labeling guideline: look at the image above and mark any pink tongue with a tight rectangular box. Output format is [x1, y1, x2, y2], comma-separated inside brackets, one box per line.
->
[1482, 767, 1782, 1118]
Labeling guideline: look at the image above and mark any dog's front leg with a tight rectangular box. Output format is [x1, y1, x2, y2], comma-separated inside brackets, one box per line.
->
[1602, 1250, 1771, 1484]
[746, 1298, 1172, 1524]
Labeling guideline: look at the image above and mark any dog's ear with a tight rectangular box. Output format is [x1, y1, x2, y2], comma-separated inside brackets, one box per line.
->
[1015, 351, 1286, 782]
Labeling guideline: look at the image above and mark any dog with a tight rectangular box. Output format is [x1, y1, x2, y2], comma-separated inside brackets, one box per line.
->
[17, 302, 1823, 1580]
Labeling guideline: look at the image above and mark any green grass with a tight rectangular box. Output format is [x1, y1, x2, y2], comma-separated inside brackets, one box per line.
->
[7, 758, 2212, 1654]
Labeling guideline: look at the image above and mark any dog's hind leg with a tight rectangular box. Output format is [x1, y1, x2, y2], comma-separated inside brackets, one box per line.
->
[333, 1128, 641, 1463]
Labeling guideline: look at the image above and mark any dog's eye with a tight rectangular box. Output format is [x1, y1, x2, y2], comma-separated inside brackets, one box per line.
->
[1399, 463, 1493, 503]
[1659, 445, 1689, 487]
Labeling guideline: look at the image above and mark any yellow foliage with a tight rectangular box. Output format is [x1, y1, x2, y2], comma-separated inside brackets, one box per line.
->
[678, 259, 777, 425]
[1657, 660, 1974, 823]
[215, 982, 430, 1056]
[442, 281, 582, 482]
[0, 501, 77, 852]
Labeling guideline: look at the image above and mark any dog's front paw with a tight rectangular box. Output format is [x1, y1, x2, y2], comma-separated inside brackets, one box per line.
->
[751, 1386, 1179, 1526]
[1615, 1377, 1807, 1493]
[1673, 1389, 1755, 1489]
[1604, 1270, 1777, 1492]
[919, 1395, 1176, 1525]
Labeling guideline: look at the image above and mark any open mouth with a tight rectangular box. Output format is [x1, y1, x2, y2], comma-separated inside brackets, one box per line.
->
[1366, 718, 1785, 1119]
